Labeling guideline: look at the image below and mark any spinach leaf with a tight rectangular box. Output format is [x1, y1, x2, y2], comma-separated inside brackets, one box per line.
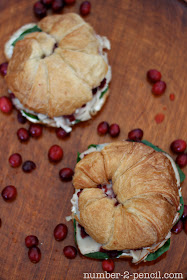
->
[12, 25, 42, 46]
[22, 110, 39, 120]
[146, 239, 170, 261]
[99, 86, 108, 99]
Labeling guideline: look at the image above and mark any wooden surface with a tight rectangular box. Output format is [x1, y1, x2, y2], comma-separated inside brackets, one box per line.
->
[0, 0, 187, 279]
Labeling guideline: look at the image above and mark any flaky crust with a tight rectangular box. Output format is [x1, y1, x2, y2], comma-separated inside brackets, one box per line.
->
[5, 13, 108, 118]
[73, 141, 180, 250]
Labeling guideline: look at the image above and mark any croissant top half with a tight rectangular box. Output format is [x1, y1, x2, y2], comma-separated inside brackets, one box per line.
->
[5, 13, 108, 118]
[73, 141, 180, 250]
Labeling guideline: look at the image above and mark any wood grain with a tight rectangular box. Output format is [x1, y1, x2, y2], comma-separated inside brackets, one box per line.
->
[0, 0, 187, 279]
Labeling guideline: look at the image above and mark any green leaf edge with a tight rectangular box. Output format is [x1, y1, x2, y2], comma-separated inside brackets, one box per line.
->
[99, 86, 109, 99]
[74, 119, 81, 124]
[12, 25, 42, 46]
[22, 110, 39, 120]
[75, 140, 185, 261]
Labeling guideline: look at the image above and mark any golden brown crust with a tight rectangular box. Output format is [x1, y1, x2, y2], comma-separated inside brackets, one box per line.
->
[5, 13, 109, 118]
[73, 141, 180, 250]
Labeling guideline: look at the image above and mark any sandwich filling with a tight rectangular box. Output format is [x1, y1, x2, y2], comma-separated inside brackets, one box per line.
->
[5, 24, 111, 132]
[71, 142, 183, 264]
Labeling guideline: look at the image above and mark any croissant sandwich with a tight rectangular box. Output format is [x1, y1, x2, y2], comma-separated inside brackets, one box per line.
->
[71, 141, 184, 264]
[4, 13, 111, 132]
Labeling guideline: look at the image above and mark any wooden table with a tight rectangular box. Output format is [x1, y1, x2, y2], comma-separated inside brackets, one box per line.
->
[0, 0, 186, 279]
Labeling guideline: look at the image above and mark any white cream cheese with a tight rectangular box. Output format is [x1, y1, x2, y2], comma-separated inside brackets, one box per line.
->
[6, 24, 111, 132]
[71, 143, 182, 264]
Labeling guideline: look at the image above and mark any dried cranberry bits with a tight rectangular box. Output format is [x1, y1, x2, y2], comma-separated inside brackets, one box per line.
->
[80, 1, 91, 16]
[48, 145, 63, 162]
[63, 246, 77, 259]
[22, 161, 36, 173]
[1, 185, 17, 201]
[59, 168, 74, 181]
[102, 259, 115, 272]
[9, 153, 22, 168]
[25, 235, 39, 248]
[28, 246, 41, 263]
[54, 224, 68, 241]
[170, 139, 186, 154]
[0, 96, 13, 113]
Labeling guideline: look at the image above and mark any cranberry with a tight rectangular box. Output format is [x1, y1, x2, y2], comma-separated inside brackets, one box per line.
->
[25, 235, 39, 248]
[9, 153, 22, 168]
[48, 145, 63, 162]
[97, 121, 109, 135]
[56, 128, 70, 139]
[170, 139, 186, 154]
[77, 189, 83, 197]
[78, 224, 89, 238]
[152, 81, 166, 95]
[63, 246, 77, 259]
[176, 153, 187, 168]
[64, 0, 76, 4]
[63, 114, 75, 122]
[29, 124, 43, 138]
[99, 78, 106, 89]
[9, 93, 15, 99]
[1, 185, 17, 201]
[109, 124, 120, 137]
[80, 1, 91, 16]
[54, 224, 68, 241]
[59, 168, 74, 181]
[33, 1, 47, 18]
[184, 219, 187, 234]
[22, 161, 36, 173]
[52, 0, 65, 12]
[17, 128, 30, 142]
[17, 111, 27, 124]
[171, 219, 183, 234]
[0, 96, 13, 113]
[92, 88, 97, 95]
[128, 128, 143, 141]
[28, 246, 41, 263]
[102, 259, 115, 272]
[147, 69, 161, 83]
[41, 0, 53, 7]
[182, 205, 187, 220]
[0, 62, 8, 76]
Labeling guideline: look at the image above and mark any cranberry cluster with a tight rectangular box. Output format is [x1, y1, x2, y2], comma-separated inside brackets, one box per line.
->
[97, 122, 120, 138]
[147, 69, 167, 95]
[172, 205, 187, 234]
[170, 139, 187, 168]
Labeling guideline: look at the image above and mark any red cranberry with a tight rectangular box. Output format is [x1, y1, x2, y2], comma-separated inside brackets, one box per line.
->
[59, 168, 74, 181]
[170, 139, 186, 154]
[147, 69, 161, 83]
[9, 153, 22, 168]
[0, 62, 8, 76]
[92, 88, 97, 95]
[28, 246, 41, 263]
[54, 224, 68, 241]
[77, 189, 83, 197]
[41, 0, 53, 7]
[80, 1, 91, 16]
[102, 259, 115, 272]
[184, 219, 187, 234]
[152, 81, 166, 95]
[182, 205, 187, 220]
[171, 219, 183, 234]
[33, 1, 47, 18]
[128, 128, 143, 141]
[78, 224, 89, 238]
[109, 124, 120, 137]
[97, 121, 109, 135]
[1, 185, 17, 201]
[25, 235, 39, 248]
[52, 0, 65, 12]
[176, 153, 187, 168]
[48, 145, 63, 162]
[56, 127, 70, 139]
[64, 0, 75, 4]
[17, 111, 27, 124]
[63, 246, 77, 259]
[63, 114, 75, 122]
[0, 96, 13, 113]
[22, 161, 36, 173]
[29, 124, 43, 138]
[99, 78, 106, 89]
[17, 128, 30, 142]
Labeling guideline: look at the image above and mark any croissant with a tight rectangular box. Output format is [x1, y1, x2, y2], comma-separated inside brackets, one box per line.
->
[5, 13, 110, 121]
[73, 141, 180, 250]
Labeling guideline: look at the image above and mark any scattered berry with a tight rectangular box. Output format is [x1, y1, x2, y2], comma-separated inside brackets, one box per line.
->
[41, 0, 53, 7]
[102, 259, 115, 272]
[9, 153, 22, 168]
[17, 111, 27, 124]
[54, 224, 68, 241]
[109, 124, 120, 137]
[28, 246, 41, 263]
[170, 139, 186, 154]
[52, 0, 65, 12]
[63, 245, 77, 259]
[25, 235, 39, 248]
[182, 205, 187, 220]
[48, 145, 63, 162]
[64, 0, 76, 4]
[33, 1, 47, 18]
[80, 1, 91, 16]
[17, 128, 30, 142]
[56, 128, 70, 139]
[1, 185, 17, 201]
[0, 96, 13, 113]
[128, 128, 143, 141]
[147, 69, 161, 83]
[97, 121, 109, 135]
[22, 161, 36, 173]
[59, 168, 74, 181]
[171, 219, 183, 234]
[0, 62, 8, 77]
[29, 124, 43, 138]
[176, 153, 187, 168]
[152, 81, 166, 95]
